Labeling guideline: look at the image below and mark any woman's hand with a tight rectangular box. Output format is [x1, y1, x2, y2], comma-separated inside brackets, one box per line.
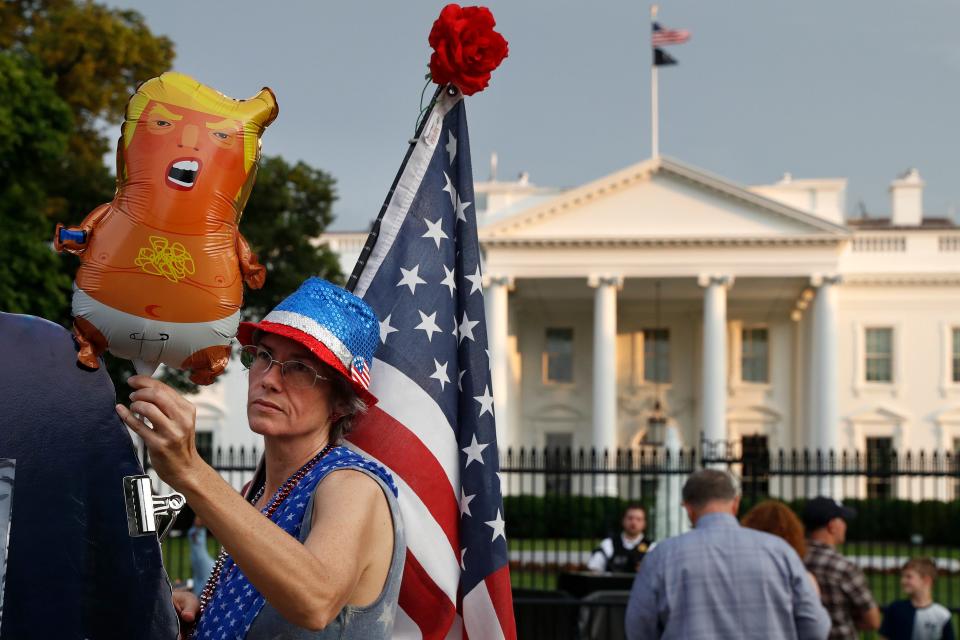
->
[173, 589, 200, 639]
[116, 375, 205, 491]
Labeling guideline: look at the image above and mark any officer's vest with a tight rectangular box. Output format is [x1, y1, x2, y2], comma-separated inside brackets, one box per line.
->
[604, 535, 652, 573]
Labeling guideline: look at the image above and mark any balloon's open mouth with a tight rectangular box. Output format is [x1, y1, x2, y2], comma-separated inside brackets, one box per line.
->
[166, 158, 201, 190]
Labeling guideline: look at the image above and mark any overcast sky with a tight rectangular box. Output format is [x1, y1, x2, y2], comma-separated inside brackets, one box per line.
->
[105, 1, 960, 229]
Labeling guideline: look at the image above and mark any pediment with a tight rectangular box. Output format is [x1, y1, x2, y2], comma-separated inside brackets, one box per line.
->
[481, 156, 848, 242]
[846, 405, 907, 425]
[934, 406, 960, 425]
[534, 403, 584, 422]
[728, 405, 783, 423]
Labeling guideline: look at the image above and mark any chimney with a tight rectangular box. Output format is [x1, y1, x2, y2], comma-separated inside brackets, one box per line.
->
[890, 168, 924, 226]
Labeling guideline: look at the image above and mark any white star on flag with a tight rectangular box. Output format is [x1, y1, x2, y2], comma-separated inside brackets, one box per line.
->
[440, 264, 457, 297]
[458, 311, 479, 344]
[462, 433, 489, 467]
[446, 130, 457, 164]
[474, 385, 494, 418]
[422, 217, 448, 249]
[460, 488, 476, 517]
[397, 264, 426, 294]
[458, 368, 466, 391]
[460, 547, 467, 571]
[485, 509, 506, 542]
[451, 314, 460, 341]
[465, 265, 483, 296]
[442, 172, 458, 209]
[430, 359, 450, 390]
[415, 310, 442, 342]
[379, 314, 398, 343]
[455, 195, 472, 223]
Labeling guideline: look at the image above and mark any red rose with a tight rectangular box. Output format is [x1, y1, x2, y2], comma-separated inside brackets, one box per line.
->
[428, 4, 509, 96]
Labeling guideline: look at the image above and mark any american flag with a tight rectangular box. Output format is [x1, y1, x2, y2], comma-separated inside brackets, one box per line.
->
[651, 21, 691, 47]
[345, 88, 516, 639]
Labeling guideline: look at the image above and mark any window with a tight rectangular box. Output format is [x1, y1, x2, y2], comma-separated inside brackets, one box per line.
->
[543, 328, 574, 384]
[741, 435, 770, 498]
[865, 328, 894, 383]
[741, 328, 769, 383]
[953, 328, 960, 384]
[643, 329, 670, 383]
[195, 431, 214, 465]
[866, 437, 894, 499]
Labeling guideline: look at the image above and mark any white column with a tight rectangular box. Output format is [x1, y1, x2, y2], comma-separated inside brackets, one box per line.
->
[485, 275, 512, 451]
[698, 274, 733, 448]
[810, 274, 841, 454]
[588, 274, 622, 460]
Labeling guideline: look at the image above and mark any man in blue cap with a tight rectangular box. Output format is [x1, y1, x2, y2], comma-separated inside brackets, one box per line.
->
[804, 496, 881, 639]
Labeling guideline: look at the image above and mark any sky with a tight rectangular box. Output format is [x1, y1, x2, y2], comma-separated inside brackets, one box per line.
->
[105, 1, 960, 230]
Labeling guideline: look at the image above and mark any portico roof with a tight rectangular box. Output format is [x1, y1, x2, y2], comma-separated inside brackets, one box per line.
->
[480, 156, 850, 246]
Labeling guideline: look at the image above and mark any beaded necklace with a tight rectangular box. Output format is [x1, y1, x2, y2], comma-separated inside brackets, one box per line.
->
[195, 443, 336, 619]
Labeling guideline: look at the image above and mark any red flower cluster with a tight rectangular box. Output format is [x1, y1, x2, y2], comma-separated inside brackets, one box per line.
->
[428, 4, 509, 96]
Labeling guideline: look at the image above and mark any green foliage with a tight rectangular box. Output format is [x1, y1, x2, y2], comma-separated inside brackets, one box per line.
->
[0, 52, 74, 318]
[239, 155, 344, 321]
[504, 495, 654, 540]
[506, 494, 960, 545]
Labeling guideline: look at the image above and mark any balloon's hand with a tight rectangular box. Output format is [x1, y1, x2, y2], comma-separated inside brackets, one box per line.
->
[173, 589, 200, 639]
[54, 223, 88, 254]
[241, 259, 266, 289]
[236, 232, 266, 289]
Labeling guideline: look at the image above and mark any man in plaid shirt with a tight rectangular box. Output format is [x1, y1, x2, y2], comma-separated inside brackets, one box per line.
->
[803, 497, 881, 639]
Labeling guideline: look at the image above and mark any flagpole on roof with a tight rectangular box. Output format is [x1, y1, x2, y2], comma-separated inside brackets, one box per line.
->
[650, 4, 660, 158]
[345, 85, 447, 293]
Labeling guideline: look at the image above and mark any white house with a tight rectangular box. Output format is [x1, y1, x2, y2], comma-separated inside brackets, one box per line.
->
[192, 156, 960, 495]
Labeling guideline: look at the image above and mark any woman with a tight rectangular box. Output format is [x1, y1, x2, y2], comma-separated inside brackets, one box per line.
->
[741, 500, 820, 596]
[117, 278, 404, 639]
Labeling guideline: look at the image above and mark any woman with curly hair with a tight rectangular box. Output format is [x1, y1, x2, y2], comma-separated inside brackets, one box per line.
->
[742, 500, 820, 596]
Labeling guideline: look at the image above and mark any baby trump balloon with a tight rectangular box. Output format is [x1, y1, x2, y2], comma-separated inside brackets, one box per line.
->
[55, 72, 278, 384]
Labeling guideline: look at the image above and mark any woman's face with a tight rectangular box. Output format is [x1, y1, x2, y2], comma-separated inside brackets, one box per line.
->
[246, 333, 334, 441]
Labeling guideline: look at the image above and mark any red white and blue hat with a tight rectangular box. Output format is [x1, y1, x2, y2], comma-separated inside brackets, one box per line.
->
[236, 278, 379, 406]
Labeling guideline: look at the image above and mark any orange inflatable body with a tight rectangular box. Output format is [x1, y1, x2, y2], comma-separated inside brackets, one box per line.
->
[55, 72, 278, 384]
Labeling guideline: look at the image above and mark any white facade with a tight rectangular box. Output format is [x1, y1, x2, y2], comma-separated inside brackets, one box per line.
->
[193, 157, 960, 464]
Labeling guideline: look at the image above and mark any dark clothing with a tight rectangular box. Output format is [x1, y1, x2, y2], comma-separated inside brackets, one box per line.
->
[589, 534, 653, 573]
[804, 539, 878, 639]
[879, 599, 955, 640]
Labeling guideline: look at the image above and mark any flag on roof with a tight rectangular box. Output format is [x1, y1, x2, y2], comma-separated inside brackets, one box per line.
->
[652, 21, 690, 67]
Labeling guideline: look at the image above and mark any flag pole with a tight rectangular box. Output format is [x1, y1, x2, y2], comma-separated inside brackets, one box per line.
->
[651, 4, 659, 158]
[345, 84, 448, 293]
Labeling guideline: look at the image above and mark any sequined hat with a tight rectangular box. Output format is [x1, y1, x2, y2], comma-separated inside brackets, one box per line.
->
[236, 278, 379, 406]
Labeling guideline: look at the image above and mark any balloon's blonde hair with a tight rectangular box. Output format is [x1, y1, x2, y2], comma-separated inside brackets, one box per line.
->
[122, 72, 278, 174]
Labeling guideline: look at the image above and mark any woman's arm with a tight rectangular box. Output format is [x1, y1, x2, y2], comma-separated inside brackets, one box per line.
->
[117, 376, 382, 631]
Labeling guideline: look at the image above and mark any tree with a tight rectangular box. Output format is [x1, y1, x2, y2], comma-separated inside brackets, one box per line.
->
[0, 52, 74, 318]
[240, 156, 345, 320]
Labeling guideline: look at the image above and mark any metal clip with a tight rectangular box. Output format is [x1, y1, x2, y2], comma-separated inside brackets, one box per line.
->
[123, 475, 185, 540]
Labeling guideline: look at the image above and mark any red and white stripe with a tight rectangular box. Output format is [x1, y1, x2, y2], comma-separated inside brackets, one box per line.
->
[347, 359, 515, 639]
[652, 28, 690, 46]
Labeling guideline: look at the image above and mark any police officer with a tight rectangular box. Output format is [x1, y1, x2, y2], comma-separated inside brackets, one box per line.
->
[587, 505, 653, 573]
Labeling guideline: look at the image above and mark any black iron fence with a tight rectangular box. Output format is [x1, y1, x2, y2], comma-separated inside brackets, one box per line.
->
[502, 442, 960, 639]
[156, 443, 960, 639]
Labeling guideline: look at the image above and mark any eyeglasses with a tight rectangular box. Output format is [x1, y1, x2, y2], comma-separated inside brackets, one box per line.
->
[239, 345, 329, 389]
